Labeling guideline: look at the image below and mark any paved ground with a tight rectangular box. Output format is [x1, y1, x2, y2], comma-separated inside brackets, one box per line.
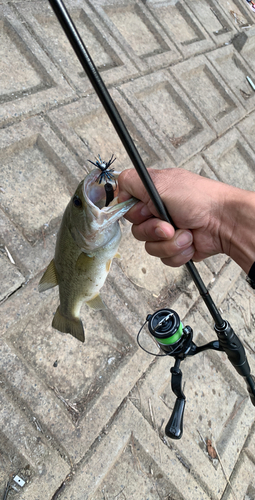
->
[1, 0, 255, 498]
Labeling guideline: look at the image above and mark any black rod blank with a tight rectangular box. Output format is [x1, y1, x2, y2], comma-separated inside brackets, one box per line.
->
[48, 0, 224, 327]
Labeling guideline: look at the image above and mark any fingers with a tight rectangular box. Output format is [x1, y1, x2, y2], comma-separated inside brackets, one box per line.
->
[131, 215, 194, 266]
[124, 201, 154, 225]
[146, 230, 195, 266]
[132, 218, 175, 242]
[160, 247, 195, 267]
[118, 168, 196, 266]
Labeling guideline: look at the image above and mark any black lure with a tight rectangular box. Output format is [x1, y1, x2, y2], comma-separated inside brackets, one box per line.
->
[104, 182, 114, 207]
[88, 154, 116, 184]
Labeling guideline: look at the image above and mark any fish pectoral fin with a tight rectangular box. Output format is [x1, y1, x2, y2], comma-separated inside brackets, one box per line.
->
[114, 252, 121, 259]
[75, 252, 95, 272]
[52, 306, 85, 343]
[86, 294, 106, 311]
[38, 259, 58, 293]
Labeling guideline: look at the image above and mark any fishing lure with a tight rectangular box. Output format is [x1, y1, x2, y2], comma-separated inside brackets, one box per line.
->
[88, 154, 116, 184]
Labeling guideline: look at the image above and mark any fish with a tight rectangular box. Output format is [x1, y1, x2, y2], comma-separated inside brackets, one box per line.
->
[38, 168, 137, 343]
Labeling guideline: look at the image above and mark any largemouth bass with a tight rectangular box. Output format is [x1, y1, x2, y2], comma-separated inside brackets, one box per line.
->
[39, 168, 137, 343]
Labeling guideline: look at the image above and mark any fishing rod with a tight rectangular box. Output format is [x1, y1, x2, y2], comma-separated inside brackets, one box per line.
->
[48, 0, 255, 438]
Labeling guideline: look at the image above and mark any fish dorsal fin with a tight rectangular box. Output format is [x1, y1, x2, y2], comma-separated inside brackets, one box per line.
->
[86, 294, 106, 311]
[38, 259, 58, 292]
[75, 252, 95, 272]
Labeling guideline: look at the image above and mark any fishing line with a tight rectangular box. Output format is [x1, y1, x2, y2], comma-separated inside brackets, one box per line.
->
[137, 319, 166, 357]
[136, 318, 191, 358]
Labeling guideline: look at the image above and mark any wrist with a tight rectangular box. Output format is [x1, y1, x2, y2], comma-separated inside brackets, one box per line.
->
[220, 185, 255, 274]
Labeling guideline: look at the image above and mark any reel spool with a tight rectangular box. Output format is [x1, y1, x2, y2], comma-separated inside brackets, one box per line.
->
[147, 309, 193, 358]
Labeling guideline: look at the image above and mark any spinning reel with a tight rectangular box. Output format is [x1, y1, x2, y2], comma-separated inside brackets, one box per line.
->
[139, 308, 255, 439]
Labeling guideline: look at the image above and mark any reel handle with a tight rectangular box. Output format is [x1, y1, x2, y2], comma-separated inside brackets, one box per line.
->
[164, 360, 186, 439]
[165, 397, 186, 439]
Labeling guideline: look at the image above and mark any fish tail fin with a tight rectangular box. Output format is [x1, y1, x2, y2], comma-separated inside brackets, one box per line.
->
[52, 306, 85, 343]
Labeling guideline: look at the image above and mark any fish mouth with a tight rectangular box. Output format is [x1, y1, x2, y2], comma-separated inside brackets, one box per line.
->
[83, 169, 119, 211]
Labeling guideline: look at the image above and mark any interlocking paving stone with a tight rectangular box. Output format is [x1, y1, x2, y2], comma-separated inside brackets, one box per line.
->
[235, 27, 255, 73]
[120, 70, 216, 166]
[0, 4, 75, 127]
[47, 89, 170, 169]
[0, 206, 57, 282]
[0, 116, 85, 278]
[202, 128, 255, 190]
[221, 452, 255, 499]
[214, 0, 255, 30]
[118, 226, 187, 297]
[237, 109, 255, 153]
[0, 375, 70, 499]
[0, 273, 156, 466]
[1, 0, 255, 498]
[216, 274, 255, 373]
[89, 0, 182, 72]
[112, 227, 214, 320]
[0, 136, 70, 243]
[16, 0, 138, 94]
[197, 259, 244, 327]
[189, 0, 238, 45]
[0, 252, 25, 301]
[245, 421, 255, 464]
[204, 253, 229, 275]
[171, 55, 245, 135]
[145, 0, 215, 58]
[59, 400, 211, 500]
[182, 152, 218, 177]
[160, 261, 214, 320]
[207, 44, 255, 112]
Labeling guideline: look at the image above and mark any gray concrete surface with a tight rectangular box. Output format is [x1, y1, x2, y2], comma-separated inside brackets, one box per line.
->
[1, 0, 255, 499]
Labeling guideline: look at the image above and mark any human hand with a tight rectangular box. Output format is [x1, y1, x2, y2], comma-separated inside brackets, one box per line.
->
[118, 168, 235, 268]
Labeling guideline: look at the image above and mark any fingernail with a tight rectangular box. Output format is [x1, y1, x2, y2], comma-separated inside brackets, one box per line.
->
[181, 246, 194, 257]
[140, 205, 151, 217]
[175, 231, 193, 248]
[155, 227, 167, 239]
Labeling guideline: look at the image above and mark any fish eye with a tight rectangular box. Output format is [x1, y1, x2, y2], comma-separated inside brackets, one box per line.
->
[73, 195, 82, 208]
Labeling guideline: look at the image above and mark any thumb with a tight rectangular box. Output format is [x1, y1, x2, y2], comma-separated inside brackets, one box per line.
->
[118, 168, 161, 217]
[118, 169, 149, 202]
